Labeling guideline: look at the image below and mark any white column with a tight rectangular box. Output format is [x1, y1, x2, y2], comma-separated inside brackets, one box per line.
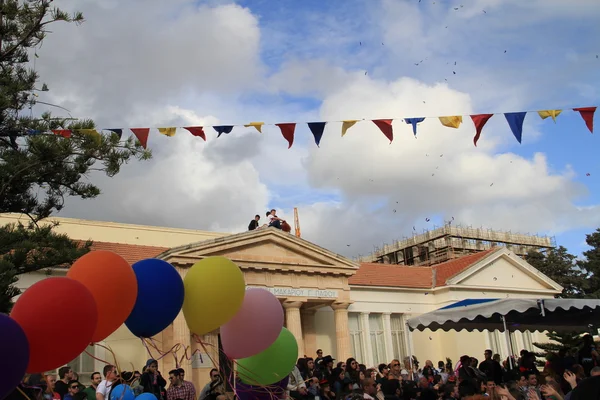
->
[284, 301, 305, 358]
[382, 313, 394, 362]
[332, 302, 352, 361]
[360, 312, 373, 366]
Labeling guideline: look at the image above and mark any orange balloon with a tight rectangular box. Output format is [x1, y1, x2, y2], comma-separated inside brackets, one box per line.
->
[67, 250, 138, 342]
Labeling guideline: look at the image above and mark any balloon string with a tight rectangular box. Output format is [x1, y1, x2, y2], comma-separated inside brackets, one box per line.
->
[86, 342, 123, 374]
[16, 386, 33, 400]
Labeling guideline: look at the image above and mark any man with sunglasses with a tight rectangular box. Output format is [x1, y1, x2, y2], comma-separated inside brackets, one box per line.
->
[63, 381, 81, 400]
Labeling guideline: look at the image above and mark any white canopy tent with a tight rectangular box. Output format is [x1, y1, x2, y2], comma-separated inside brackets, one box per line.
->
[405, 298, 600, 368]
[407, 298, 600, 333]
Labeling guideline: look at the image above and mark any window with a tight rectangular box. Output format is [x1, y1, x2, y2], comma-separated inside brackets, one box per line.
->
[63, 346, 96, 383]
[348, 313, 364, 363]
[390, 315, 407, 361]
[369, 314, 386, 365]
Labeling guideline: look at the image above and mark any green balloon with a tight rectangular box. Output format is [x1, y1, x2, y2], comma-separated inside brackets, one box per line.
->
[237, 327, 298, 386]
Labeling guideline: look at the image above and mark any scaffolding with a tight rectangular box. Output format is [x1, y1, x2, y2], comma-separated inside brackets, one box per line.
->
[357, 223, 556, 266]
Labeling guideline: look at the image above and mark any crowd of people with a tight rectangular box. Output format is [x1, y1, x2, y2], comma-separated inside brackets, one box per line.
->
[287, 340, 600, 400]
[7, 359, 224, 400]
[7, 335, 600, 400]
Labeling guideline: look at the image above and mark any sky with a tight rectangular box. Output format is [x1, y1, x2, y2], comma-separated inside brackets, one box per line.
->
[29, 0, 600, 259]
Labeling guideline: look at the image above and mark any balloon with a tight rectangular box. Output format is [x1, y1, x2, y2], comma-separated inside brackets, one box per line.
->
[182, 256, 245, 335]
[237, 328, 298, 386]
[0, 314, 29, 400]
[221, 288, 284, 359]
[235, 377, 289, 400]
[11, 278, 97, 373]
[109, 385, 134, 400]
[125, 259, 184, 337]
[67, 250, 138, 342]
[135, 394, 158, 400]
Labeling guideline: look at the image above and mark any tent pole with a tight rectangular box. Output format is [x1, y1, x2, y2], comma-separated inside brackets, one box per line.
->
[501, 315, 514, 369]
[405, 322, 414, 377]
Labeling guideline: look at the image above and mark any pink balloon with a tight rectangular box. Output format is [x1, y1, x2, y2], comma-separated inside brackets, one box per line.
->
[221, 288, 284, 359]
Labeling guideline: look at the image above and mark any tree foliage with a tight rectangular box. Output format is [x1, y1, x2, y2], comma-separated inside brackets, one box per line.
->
[578, 229, 600, 299]
[525, 246, 586, 298]
[0, 0, 151, 312]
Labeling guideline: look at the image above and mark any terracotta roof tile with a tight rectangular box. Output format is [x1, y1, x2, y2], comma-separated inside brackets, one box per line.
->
[85, 241, 169, 265]
[349, 264, 433, 288]
[350, 248, 501, 289]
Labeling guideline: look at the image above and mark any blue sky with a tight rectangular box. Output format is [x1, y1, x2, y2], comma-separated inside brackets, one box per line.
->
[39, 0, 600, 257]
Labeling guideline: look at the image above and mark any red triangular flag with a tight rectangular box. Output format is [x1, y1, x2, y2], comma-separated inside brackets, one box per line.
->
[573, 107, 596, 133]
[372, 119, 393, 143]
[183, 127, 206, 141]
[276, 123, 296, 149]
[470, 114, 494, 146]
[52, 129, 71, 138]
[130, 128, 149, 149]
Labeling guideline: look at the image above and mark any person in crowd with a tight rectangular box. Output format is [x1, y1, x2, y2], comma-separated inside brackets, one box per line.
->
[44, 375, 61, 400]
[480, 349, 503, 385]
[63, 381, 81, 400]
[421, 361, 436, 383]
[166, 370, 194, 400]
[579, 334, 599, 377]
[248, 215, 260, 231]
[298, 358, 315, 380]
[376, 364, 389, 384]
[316, 349, 324, 366]
[287, 364, 309, 400]
[140, 359, 166, 400]
[307, 377, 320, 397]
[330, 367, 345, 398]
[361, 378, 377, 400]
[199, 369, 225, 400]
[319, 355, 335, 383]
[175, 368, 195, 398]
[320, 379, 334, 400]
[266, 209, 286, 229]
[96, 365, 118, 400]
[55, 367, 74, 400]
[84, 373, 102, 400]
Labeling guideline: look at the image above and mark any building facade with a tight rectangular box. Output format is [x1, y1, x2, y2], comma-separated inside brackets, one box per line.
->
[4, 214, 562, 390]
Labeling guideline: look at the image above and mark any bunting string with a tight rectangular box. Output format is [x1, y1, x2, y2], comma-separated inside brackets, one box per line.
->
[13, 106, 597, 149]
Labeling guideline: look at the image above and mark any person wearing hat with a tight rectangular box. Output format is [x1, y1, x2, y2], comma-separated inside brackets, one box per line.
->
[140, 359, 166, 400]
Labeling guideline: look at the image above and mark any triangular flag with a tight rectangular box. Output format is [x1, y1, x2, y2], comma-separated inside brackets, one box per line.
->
[405, 118, 425, 136]
[27, 129, 41, 135]
[52, 129, 71, 138]
[372, 119, 394, 143]
[214, 126, 233, 138]
[244, 122, 264, 133]
[573, 107, 596, 133]
[130, 128, 149, 149]
[307, 122, 326, 147]
[504, 112, 527, 144]
[537, 110, 562, 123]
[341, 120, 358, 137]
[276, 123, 296, 149]
[183, 127, 206, 141]
[107, 129, 122, 139]
[438, 116, 463, 129]
[158, 127, 176, 137]
[470, 114, 493, 146]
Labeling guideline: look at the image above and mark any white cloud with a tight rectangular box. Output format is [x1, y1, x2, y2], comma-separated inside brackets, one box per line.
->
[29, 0, 600, 258]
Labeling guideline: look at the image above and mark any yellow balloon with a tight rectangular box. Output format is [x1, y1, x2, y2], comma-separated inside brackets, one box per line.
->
[182, 256, 245, 335]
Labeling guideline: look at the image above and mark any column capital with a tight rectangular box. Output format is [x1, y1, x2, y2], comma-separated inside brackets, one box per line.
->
[382, 312, 392, 316]
[283, 300, 304, 309]
[331, 302, 351, 310]
[360, 311, 371, 316]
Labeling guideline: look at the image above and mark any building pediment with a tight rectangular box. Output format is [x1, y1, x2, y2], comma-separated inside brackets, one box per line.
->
[158, 228, 359, 276]
[446, 248, 563, 293]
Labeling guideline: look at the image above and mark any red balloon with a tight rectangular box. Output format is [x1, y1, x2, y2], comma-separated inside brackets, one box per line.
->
[11, 278, 97, 373]
[67, 251, 138, 342]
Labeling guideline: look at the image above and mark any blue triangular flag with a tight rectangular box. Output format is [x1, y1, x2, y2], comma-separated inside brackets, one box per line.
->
[214, 125, 234, 138]
[504, 112, 527, 143]
[307, 122, 326, 147]
[26, 129, 41, 135]
[107, 129, 122, 139]
[405, 117, 425, 136]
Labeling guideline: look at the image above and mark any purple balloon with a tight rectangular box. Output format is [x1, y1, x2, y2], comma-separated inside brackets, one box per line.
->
[235, 376, 289, 400]
[0, 314, 30, 400]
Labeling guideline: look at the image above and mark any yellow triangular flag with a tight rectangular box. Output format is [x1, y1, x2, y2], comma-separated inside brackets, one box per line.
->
[244, 122, 264, 133]
[158, 127, 177, 137]
[341, 120, 358, 137]
[538, 110, 562, 123]
[438, 116, 463, 129]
